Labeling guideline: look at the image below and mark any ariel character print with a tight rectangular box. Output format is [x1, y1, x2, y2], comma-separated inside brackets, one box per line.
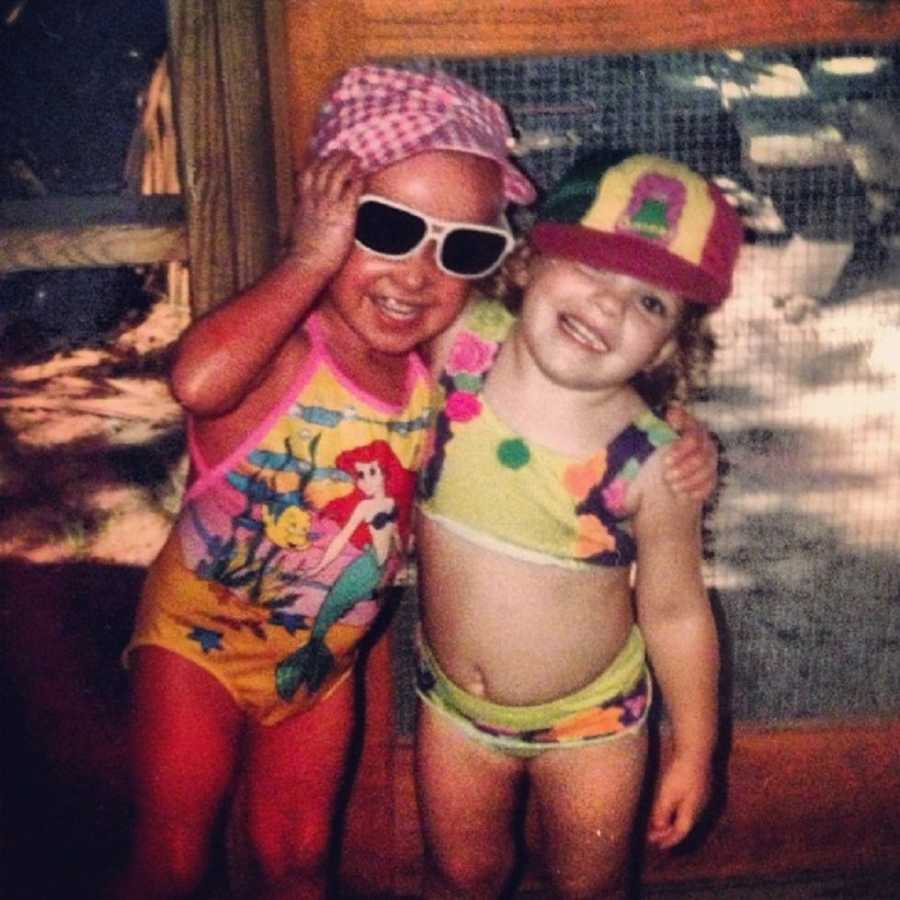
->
[275, 440, 415, 698]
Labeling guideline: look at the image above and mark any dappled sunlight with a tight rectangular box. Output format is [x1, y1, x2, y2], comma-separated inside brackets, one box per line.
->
[0, 293, 189, 564]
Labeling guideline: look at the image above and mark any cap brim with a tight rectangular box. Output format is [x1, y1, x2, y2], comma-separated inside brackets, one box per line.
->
[530, 222, 728, 305]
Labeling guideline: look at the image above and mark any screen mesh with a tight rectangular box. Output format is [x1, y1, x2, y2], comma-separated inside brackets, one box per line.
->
[393, 45, 900, 725]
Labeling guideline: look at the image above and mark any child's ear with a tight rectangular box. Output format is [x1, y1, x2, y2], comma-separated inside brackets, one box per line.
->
[647, 336, 677, 371]
[505, 241, 534, 288]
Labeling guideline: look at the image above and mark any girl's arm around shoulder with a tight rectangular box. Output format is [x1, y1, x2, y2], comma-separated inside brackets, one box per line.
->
[420, 295, 479, 379]
[662, 405, 719, 502]
[421, 294, 513, 379]
[171, 153, 364, 417]
[630, 451, 720, 849]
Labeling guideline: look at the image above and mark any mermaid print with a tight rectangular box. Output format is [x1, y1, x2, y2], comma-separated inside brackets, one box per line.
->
[275, 440, 415, 697]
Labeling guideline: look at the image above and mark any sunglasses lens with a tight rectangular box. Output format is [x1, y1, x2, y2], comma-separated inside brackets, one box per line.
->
[441, 229, 509, 277]
[355, 200, 426, 256]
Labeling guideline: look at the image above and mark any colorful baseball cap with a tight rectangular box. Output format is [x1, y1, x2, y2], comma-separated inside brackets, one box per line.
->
[530, 151, 744, 305]
[311, 64, 536, 206]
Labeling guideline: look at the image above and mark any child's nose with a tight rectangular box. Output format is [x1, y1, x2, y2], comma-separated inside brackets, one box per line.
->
[396, 239, 441, 289]
[592, 277, 629, 316]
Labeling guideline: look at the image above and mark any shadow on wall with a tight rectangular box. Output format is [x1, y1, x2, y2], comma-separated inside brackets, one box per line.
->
[0, 319, 186, 562]
[710, 416, 899, 721]
[0, 558, 140, 899]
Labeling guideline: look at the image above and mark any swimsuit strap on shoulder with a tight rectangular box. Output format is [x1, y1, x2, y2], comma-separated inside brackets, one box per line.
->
[305, 311, 326, 351]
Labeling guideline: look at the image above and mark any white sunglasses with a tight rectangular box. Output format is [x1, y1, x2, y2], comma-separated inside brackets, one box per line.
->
[354, 194, 514, 279]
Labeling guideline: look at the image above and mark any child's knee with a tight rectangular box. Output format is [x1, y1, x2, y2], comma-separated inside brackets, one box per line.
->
[544, 859, 628, 900]
[427, 841, 513, 896]
[246, 801, 332, 884]
[127, 819, 211, 898]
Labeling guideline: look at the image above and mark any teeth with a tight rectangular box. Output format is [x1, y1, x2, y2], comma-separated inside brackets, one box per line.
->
[560, 314, 608, 352]
[375, 296, 419, 320]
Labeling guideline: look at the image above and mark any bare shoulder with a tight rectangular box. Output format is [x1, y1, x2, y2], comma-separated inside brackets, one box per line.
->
[191, 327, 312, 465]
[630, 442, 703, 539]
[631, 441, 706, 617]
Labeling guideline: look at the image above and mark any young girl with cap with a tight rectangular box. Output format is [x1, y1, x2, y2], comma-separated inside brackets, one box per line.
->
[116, 62, 717, 898]
[415, 150, 743, 898]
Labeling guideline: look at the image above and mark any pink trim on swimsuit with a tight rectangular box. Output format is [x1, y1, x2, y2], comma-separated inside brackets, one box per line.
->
[305, 312, 430, 415]
[184, 312, 430, 502]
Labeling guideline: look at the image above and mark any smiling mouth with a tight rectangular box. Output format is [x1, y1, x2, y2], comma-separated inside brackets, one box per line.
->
[372, 295, 422, 322]
[559, 313, 609, 352]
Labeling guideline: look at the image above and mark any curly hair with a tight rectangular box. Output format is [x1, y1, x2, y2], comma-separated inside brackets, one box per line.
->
[629, 303, 716, 408]
[485, 241, 717, 411]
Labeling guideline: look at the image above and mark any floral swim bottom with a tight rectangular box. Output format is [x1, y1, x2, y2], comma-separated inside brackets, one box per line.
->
[415, 625, 651, 758]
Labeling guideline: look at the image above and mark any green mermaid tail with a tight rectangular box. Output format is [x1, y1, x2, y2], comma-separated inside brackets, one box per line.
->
[274, 547, 383, 700]
[276, 638, 334, 699]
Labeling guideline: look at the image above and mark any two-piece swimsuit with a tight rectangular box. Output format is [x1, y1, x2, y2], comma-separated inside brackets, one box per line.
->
[417, 298, 677, 755]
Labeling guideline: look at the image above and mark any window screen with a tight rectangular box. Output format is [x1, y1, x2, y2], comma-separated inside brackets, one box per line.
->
[393, 46, 900, 725]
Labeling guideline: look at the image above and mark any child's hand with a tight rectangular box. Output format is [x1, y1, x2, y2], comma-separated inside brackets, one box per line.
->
[647, 755, 712, 850]
[287, 152, 364, 276]
[663, 405, 718, 502]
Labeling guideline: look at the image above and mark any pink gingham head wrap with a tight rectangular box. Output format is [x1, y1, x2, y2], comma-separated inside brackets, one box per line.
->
[311, 65, 536, 205]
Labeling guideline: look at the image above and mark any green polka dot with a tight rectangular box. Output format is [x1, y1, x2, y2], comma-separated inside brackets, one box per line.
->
[453, 373, 482, 392]
[497, 438, 530, 469]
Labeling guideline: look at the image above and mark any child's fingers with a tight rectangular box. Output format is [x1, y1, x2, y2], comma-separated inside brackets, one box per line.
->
[666, 459, 715, 500]
[648, 797, 685, 849]
[320, 153, 363, 200]
[666, 422, 712, 465]
[658, 795, 701, 849]
[648, 771, 708, 849]
[665, 403, 689, 432]
[664, 429, 718, 500]
[298, 152, 361, 200]
[649, 782, 677, 826]
[286, 153, 364, 269]
[648, 817, 685, 849]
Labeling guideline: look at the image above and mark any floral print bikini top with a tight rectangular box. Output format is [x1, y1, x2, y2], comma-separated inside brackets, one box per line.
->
[419, 298, 677, 569]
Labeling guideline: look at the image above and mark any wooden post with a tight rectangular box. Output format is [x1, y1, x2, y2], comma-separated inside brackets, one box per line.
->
[166, 0, 292, 317]
[283, 0, 367, 170]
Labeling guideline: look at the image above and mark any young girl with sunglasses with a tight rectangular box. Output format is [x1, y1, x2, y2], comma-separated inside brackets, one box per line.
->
[415, 151, 743, 899]
[117, 64, 717, 898]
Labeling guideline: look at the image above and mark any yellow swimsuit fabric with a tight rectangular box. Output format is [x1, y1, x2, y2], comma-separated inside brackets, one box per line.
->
[419, 298, 677, 568]
[126, 532, 363, 725]
[125, 314, 435, 725]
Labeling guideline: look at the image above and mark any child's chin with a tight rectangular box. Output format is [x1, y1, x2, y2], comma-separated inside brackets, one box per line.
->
[366, 329, 422, 356]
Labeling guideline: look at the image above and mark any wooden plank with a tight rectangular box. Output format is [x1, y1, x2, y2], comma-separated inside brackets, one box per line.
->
[166, 0, 283, 316]
[285, 0, 900, 162]
[0, 196, 186, 273]
[285, 0, 366, 171]
[215, 1, 282, 290]
[166, 0, 234, 312]
[0, 195, 183, 229]
[357, 0, 900, 59]
[263, 0, 296, 247]
[389, 718, 900, 895]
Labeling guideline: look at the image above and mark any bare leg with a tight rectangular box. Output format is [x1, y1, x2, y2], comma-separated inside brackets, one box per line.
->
[528, 731, 648, 899]
[238, 673, 355, 899]
[416, 703, 525, 899]
[114, 647, 242, 899]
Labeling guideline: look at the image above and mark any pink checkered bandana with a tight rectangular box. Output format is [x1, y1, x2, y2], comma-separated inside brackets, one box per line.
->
[311, 65, 536, 205]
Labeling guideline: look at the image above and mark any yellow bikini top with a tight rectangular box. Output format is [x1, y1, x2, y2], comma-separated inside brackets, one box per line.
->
[419, 298, 677, 568]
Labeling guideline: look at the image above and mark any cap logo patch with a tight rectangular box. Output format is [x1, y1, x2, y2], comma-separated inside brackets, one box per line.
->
[617, 173, 686, 245]
[531, 151, 744, 304]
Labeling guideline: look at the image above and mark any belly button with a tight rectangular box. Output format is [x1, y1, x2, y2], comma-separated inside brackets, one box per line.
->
[464, 668, 487, 697]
